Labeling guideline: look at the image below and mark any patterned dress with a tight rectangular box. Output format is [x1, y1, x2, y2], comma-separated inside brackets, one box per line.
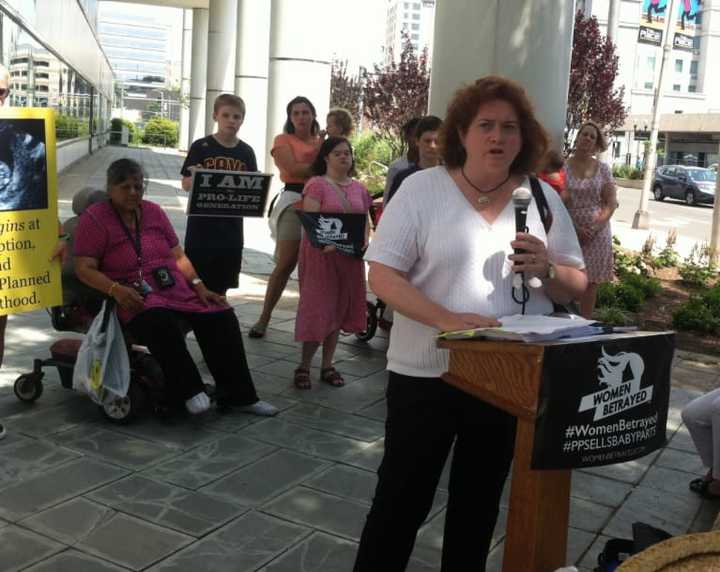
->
[566, 161, 614, 283]
[295, 176, 372, 342]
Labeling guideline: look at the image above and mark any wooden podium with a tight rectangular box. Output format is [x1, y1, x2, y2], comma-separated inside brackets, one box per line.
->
[437, 338, 572, 572]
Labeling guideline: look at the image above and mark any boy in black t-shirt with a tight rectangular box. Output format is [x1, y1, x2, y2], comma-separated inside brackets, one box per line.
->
[181, 94, 257, 294]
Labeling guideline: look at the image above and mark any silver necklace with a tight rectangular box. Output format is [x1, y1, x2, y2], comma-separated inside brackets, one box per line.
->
[461, 168, 511, 205]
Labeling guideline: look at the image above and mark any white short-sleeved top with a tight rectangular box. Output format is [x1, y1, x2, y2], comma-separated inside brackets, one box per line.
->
[365, 166, 585, 378]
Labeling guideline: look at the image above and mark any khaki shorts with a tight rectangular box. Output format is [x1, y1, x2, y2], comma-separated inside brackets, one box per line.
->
[275, 205, 302, 241]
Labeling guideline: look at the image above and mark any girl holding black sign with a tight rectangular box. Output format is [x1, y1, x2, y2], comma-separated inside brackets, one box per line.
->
[292, 137, 372, 389]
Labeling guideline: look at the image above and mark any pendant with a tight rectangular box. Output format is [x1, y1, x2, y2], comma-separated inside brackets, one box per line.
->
[477, 195, 490, 206]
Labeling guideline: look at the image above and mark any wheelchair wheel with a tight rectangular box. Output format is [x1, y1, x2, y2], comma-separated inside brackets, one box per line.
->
[14, 373, 44, 403]
[356, 301, 379, 342]
[100, 382, 146, 424]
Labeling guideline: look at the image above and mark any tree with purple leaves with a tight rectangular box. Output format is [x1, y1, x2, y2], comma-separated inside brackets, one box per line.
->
[360, 32, 430, 157]
[566, 10, 627, 152]
[330, 59, 362, 126]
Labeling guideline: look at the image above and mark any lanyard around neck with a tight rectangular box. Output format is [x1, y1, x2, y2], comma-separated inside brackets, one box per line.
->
[111, 202, 142, 265]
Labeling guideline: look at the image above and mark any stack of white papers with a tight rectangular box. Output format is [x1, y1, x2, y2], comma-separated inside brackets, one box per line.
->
[438, 314, 605, 343]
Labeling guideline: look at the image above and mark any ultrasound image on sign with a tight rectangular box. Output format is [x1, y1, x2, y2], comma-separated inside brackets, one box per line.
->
[0, 119, 48, 212]
[187, 169, 272, 218]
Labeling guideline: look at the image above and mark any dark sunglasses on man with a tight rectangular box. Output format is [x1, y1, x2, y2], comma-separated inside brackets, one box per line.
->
[0, 88, 9, 98]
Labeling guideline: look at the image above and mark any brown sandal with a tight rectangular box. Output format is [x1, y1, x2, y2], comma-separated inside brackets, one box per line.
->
[293, 367, 311, 390]
[320, 367, 345, 387]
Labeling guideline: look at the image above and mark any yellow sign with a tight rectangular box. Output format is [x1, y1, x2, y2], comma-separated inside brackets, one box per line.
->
[0, 107, 61, 315]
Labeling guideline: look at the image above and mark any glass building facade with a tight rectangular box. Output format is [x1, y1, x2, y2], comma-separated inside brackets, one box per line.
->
[97, 2, 181, 123]
[0, 0, 112, 146]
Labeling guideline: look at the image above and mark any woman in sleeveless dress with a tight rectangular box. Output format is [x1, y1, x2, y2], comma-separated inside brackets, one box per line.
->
[292, 137, 371, 389]
[565, 121, 618, 318]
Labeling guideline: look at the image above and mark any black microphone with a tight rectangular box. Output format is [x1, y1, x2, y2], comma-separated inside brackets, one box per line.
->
[512, 187, 532, 279]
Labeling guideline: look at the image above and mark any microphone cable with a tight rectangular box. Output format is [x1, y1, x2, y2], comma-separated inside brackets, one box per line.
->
[511, 224, 530, 315]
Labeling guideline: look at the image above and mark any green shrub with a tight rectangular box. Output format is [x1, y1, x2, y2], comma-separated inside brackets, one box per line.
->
[678, 243, 717, 288]
[654, 246, 680, 269]
[614, 283, 645, 312]
[612, 165, 630, 179]
[672, 296, 720, 334]
[612, 165, 643, 180]
[142, 117, 178, 148]
[596, 281, 646, 313]
[593, 306, 634, 326]
[110, 118, 139, 145]
[613, 237, 649, 277]
[597, 282, 618, 308]
[55, 114, 90, 140]
[622, 272, 662, 298]
[700, 286, 720, 316]
[351, 131, 397, 197]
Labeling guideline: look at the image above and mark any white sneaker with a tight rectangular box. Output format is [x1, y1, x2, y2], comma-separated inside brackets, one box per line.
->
[236, 400, 279, 417]
[185, 392, 211, 415]
[0, 423, 6, 440]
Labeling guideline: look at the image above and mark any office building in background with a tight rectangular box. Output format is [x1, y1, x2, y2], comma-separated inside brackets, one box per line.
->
[97, 1, 182, 123]
[384, 0, 435, 64]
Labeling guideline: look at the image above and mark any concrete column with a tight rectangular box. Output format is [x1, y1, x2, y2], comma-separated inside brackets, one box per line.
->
[428, 0, 575, 148]
[205, 0, 238, 134]
[235, 0, 272, 171]
[265, 0, 332, 180]
[179, 9, 192, 151]
[664, 133, 671, 167]
[189, 8, 208, 145]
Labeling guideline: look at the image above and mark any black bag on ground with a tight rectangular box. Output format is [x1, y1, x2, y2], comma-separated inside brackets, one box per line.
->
[594, 522, 672, 571]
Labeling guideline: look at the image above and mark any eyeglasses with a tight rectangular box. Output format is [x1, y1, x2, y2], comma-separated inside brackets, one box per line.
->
[0, 89, 9, 97]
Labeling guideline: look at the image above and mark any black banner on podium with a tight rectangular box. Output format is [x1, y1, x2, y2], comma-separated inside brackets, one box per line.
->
[297, 211, 366, 258]
[532, 333, 673, 469]
[187, 169, 272, 218]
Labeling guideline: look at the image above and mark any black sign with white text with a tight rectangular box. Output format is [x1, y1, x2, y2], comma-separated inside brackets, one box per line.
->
[638, 26, 663, 46]
[297, 211, 367, 258]
[531, 333, 674, 470]
[674, 33, 694, 51]
[187, 169, 272, 218]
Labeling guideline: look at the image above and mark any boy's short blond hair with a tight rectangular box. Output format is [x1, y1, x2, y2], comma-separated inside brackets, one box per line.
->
[213, 93, 246, 117]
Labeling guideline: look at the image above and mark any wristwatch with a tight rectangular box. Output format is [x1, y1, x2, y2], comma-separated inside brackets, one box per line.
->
[546, 262, 557, 280]
[191, 278, 203, 286]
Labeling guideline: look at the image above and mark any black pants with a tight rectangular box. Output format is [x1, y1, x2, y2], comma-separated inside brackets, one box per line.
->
[185, 248, 243, 295]
[354, 372, 516, 572]
[127, 307, 258, 406]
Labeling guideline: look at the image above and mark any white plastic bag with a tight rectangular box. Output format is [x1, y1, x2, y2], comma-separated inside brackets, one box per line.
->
[72, 300, 130, 404]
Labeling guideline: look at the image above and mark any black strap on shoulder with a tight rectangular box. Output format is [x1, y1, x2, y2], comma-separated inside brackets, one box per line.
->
[529, 175, 553, 234]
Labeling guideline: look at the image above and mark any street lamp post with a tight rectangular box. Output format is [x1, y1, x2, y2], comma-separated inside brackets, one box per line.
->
[633, 0, 678, 230]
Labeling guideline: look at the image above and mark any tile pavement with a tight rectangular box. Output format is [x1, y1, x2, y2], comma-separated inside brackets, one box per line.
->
[0, 147, 718, 571]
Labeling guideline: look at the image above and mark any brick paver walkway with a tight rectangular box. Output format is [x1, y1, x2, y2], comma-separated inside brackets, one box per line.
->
[0, 146, 718, 571]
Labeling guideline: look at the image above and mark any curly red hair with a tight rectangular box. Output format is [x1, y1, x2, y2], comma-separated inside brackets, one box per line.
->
[440, 75, 550, 175]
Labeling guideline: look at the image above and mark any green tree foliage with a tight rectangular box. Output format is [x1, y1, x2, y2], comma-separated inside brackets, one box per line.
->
[142, 117, 178, 148]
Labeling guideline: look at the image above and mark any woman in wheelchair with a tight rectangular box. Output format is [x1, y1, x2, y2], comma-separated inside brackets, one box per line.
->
[74, 159, 277, 417]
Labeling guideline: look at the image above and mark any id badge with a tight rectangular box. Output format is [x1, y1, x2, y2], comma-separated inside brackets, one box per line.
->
[133, 279, 153, 297]
[152, 266, 176, 289]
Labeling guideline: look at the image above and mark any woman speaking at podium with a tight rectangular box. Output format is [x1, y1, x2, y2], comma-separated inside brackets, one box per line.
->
[354, 76, 587, 571]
